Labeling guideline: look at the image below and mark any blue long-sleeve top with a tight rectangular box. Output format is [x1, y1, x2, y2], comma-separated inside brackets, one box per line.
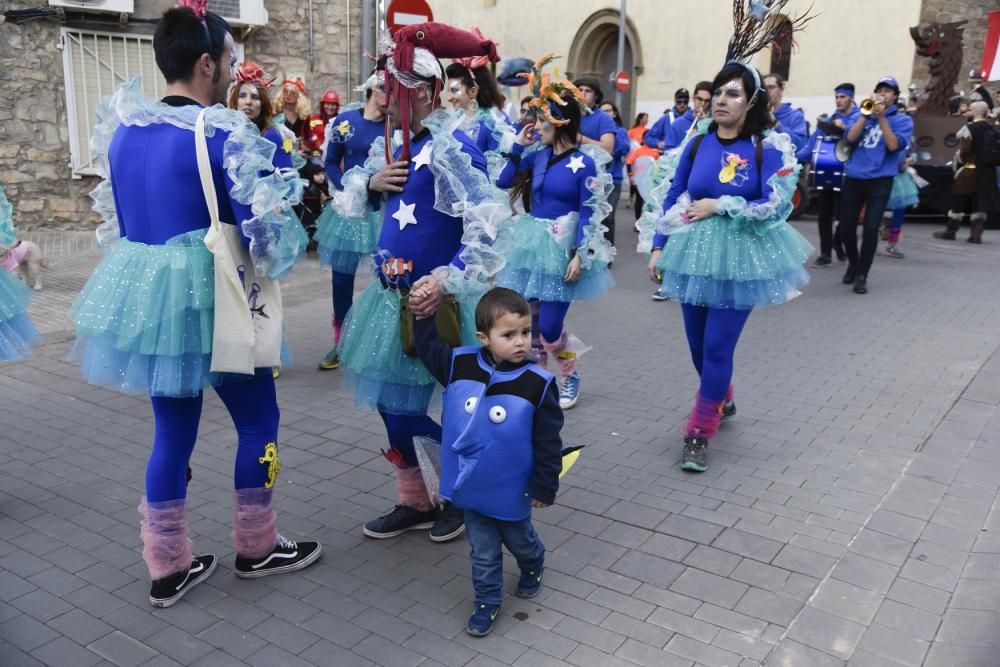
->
[109, 96, 255, 245]
[645, 107, 686, 149]
[414, 316, 563, 505]
[844, 106, 914, 180]
[377, 127, 487, 282]
[795, 104, 861, 163]
[497, 142, 598, 246]
[324, 107, 385, 189]
[607, 126, 631, 185]
[579, 108, 616, 146]
[773, 103, 808, 154]
[665, 110, 697, 150]
[264, 126, 294, 170]
[652, 132, 783, 249]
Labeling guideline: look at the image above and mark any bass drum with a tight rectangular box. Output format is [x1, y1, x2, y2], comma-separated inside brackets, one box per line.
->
[810, 136, 845, 191]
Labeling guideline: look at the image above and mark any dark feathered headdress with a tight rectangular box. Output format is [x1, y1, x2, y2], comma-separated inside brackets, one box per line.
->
[724, 0, 815, 93]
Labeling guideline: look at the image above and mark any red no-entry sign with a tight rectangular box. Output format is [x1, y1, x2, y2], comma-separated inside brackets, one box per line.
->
[386, 0, 434, 35]
[614, 70, 632, 92]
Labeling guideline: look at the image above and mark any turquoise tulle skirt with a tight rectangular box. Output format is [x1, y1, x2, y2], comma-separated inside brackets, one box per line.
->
[0, 269, 41, 361]
[497, 214, 614, 303]
[654, 216, 813, 309]
[315, 204, 382, 274]
[887, 171, 920, 210]
[337, 281, 478, 415]
[70, 229, 220, 397]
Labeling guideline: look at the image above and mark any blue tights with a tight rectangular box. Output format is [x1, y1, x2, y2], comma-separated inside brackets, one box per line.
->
[379, 410, 442, 467]
[532, 300, 571, 344]
[331, 270, 357, 327]
[146, 368, 280, 503]
[680, 304, 752, 401]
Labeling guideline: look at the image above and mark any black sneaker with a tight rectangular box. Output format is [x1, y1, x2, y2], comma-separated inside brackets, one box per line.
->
[149, 554, 217, 608]
[681, 436, 709, 473]
[835, 246, 847, 262]
[429, 502, 466, 543]
[853, 274, 868, 294]
[234, 535, 322, 579]
[813, 255, 832, 267]
[363, 505, 437, 539]
[516, 567, 544, 598]
[842, 264, 856, 285]
[721, 401, 737, 422]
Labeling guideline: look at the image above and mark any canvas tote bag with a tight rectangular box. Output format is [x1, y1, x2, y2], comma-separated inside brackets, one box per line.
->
[195, 109, 283, 374]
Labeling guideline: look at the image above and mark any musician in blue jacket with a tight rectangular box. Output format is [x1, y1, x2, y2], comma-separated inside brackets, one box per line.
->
[315, 73, 386, 370]
[764, 74, 807, 153]
[664, 82, 714, 151]
[414, 287, 562, 638]
[839, 76, 913, 294]
[799, 83, 860, 266]
[644, 88, 691, 150]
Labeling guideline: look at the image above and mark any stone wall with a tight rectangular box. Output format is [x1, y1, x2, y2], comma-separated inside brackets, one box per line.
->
[0, 0, 363, 230]
[912, 0, 1000, 104]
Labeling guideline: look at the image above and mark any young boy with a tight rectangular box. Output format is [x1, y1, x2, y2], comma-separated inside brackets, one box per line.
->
[414, 287, 564, 637]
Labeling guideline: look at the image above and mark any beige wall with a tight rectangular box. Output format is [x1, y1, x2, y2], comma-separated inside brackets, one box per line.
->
[429, 0, 922, 123]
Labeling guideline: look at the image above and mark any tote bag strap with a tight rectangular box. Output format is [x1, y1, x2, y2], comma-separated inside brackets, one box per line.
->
[194, 109, 222, 234]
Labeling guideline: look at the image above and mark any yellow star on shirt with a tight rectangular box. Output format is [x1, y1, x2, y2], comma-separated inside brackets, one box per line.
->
[337, 120, 351, 135]
[393, 200, 418, 230]
[566, 154, 586, 174]
[281, 137, 293, 154]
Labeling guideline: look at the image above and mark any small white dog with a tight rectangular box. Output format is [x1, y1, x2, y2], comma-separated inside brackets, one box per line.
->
[1, 239, 47, 290]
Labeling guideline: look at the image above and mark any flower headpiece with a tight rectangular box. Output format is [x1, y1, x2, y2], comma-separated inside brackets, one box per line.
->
[518, 54, 588, 126]
[235, 61, 276, 88]
[724, 0, 815, 94]
[282, 77, 307, 96]
[174, 0, 207, 20]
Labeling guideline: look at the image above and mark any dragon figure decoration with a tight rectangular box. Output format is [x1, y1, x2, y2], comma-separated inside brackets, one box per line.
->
[910, 21, 967, 115]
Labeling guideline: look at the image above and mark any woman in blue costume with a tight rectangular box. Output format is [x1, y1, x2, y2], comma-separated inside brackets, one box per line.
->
[70, 5, 319, 608]
[495, 74, 615, 410]
[445, 53, 516, 180]
[315, 72, 387, 370]
[336, 22, 510, 542]
[881, 149, 920, 259]
[646, 47, 812, 472]
[0, 186, 41, 361]
[228, 61, 296, 171]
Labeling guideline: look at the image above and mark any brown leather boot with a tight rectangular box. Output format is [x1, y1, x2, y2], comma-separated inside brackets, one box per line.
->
[934, 214, 961, 240]
[967, 216, 985, 244]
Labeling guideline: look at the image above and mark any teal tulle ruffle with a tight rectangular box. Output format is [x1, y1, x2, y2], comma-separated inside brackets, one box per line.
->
[497, 214, 614, 303]
[315, 205, 382, 274]
[887, 171, 920, 210]
[0, 270, 41, 361]
[337, 282, 478, 415]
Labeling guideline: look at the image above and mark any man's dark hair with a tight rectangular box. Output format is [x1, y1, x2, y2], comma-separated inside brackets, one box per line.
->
[708, 62, 773, 139]
[521, 95, 534, 106]
[694, 80, 713, 96]
[765, 73, 786, 89]
[154, 7, 231, 84]
[475, 287, 531, 333]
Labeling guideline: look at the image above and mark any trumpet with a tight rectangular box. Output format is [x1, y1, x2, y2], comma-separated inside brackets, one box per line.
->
[859, 97, 883, 116]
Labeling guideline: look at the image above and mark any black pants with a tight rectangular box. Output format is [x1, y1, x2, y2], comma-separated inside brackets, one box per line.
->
[839, 176, 893, 276]
[606, 183, 622, 247]
[815, 188, 842, 258]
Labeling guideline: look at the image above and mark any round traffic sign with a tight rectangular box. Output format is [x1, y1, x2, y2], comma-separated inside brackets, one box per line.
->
[386, 0, 434, 35]
[614, 70, 631, 92]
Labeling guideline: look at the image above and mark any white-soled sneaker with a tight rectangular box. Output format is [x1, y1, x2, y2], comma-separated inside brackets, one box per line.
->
[234, 535, 321, 579]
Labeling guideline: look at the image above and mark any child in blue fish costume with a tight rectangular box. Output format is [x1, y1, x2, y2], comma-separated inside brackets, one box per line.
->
[414, 287, 563, 638]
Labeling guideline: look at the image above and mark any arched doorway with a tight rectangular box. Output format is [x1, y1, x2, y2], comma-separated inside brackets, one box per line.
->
[567, 9, 643, 126]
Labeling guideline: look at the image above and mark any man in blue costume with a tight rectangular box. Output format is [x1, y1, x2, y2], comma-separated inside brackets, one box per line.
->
[71, 2, 320, 608]
[644, 88, 691, 150]
[763, 73, 807, 154]
[316, 73, 387, 370]
[335, 22, 508, 542]
[839, 76, 913, 294]
[799, 83, 860, 266]
[663, 82, 714, 152]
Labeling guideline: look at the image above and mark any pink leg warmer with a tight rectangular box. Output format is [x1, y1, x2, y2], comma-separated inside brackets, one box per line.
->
[138, 498, 193, 581]
[887, 227, 901, 244]
[725, 385, 734, 404]
[541, 331, 576, 376]
[396, 465, 434, 511]
[686, 392, 725, 440]
[232, 487, 278, 559]
[332, 319, 342, 346]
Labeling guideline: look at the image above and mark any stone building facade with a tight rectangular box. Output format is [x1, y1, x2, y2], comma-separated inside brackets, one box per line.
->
[0, 0, 365, 230]
[911, 0, 999, 103]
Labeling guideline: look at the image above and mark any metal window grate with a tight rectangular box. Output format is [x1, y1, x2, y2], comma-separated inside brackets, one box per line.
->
[60, 28, 163, 176]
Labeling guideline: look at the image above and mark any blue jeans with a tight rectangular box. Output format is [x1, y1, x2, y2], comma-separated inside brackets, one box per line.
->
[464, 509, 545, 606]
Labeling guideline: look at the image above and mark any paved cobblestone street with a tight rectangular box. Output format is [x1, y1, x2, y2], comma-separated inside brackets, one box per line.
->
[3, 219, 1000, 666]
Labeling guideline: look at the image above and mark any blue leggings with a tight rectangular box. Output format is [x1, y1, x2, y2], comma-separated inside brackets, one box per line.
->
[379, 410, 442, 467]
[680, 304, 752, 401]
[146, 368, 280, 503]
[532, 300, 571, 344]
[331, 270, 357, 327]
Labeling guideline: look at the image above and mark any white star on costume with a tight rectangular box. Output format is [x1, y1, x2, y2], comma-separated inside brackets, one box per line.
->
[566, 155, 586, 174]
[393, 201, 418, 230]
[412, 142, 433, 170]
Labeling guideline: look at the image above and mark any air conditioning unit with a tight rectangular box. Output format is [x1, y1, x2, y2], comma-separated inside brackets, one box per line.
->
[48, 0, 134, 12]
[207, 0, 268, 27]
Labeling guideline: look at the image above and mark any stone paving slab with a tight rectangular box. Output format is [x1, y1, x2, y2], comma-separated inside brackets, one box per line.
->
[2, 221, 1000, 666]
